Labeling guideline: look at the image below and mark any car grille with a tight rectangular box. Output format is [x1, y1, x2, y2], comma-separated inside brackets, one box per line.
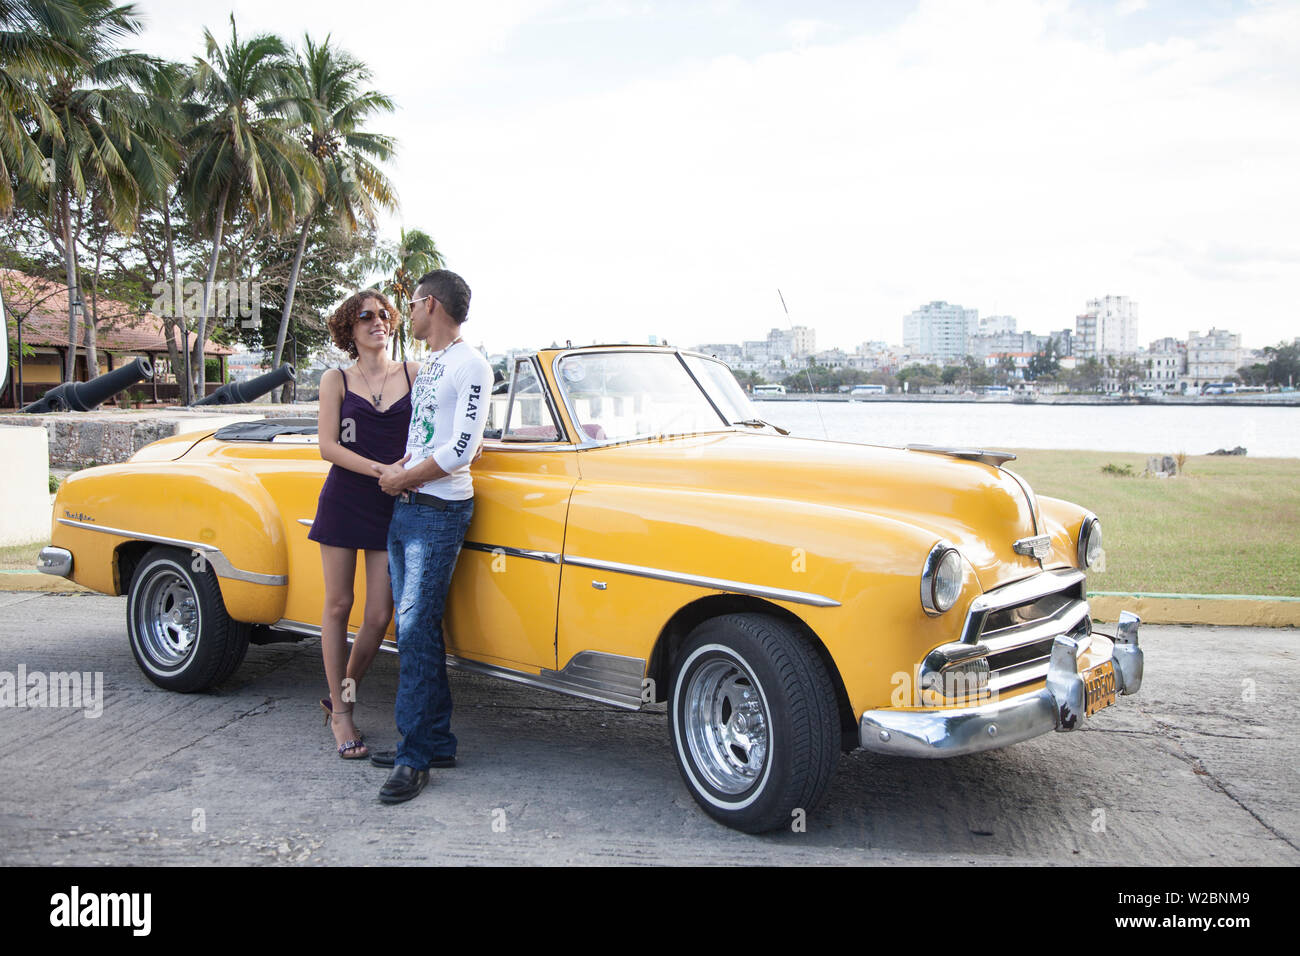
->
[962, 571, 1091, 697]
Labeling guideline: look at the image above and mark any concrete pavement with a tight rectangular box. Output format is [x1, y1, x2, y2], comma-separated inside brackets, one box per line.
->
[1, 591, 1296, 865]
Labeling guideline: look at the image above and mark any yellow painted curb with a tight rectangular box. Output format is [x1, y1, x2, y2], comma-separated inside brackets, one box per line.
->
[0, 574, 92, 594]
[1090, 595, 1300, 628]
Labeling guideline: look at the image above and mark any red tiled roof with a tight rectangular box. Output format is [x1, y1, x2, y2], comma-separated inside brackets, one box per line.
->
[1, 269, 234, 356]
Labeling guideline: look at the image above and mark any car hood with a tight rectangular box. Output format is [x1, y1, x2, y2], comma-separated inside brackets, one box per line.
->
[575, 431, 1045, 589]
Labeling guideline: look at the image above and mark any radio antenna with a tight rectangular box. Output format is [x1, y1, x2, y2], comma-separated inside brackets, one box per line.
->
[777, 288, 828, 439]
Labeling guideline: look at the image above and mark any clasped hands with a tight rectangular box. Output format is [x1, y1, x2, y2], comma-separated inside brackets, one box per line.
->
[373, 444, 484, 495]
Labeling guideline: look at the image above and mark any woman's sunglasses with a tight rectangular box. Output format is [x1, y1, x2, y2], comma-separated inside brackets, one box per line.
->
[357, 309, 391, 322]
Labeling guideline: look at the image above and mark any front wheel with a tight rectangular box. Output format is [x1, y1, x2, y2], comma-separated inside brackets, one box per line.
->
[126, 546, 249, 692]
[669, 613, 840, 833]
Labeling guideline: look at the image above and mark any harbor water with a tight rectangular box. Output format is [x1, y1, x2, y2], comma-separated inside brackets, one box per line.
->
[755, 401, 1300, 458]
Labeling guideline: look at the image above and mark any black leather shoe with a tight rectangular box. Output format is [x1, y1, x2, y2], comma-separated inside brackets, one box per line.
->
[371, 750, 455, 769]
[378, 765, 428, 804]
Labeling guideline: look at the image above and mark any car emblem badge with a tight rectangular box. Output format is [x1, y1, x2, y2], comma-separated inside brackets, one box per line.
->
[1013, 535, 1052, 560]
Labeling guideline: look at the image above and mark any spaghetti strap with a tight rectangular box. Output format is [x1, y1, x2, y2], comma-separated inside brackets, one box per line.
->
[402, 361, 411, 387]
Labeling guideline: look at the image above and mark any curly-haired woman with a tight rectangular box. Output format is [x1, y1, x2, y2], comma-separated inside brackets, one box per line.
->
[309, 289, 419, 759]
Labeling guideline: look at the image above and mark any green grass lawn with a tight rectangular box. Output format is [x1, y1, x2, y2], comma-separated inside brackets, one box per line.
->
[0, 540, 46, 572]
[6, 451, 1297, 596]
[1007, 450, 1300, 597]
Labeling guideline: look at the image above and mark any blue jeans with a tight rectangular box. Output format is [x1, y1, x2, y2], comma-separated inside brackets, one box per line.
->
[388, 495, 474, 770]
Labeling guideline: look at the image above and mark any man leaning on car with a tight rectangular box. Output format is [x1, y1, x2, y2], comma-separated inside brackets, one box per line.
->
[372, 270, 494, 804]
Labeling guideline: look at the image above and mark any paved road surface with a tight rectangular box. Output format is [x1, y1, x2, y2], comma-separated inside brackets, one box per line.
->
[1, 592, 1296, 865]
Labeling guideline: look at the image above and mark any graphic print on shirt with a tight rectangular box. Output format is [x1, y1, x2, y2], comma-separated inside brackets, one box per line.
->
[408, 360, 445, 448]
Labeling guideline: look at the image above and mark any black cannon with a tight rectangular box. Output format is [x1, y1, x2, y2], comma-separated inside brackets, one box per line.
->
[22, 357, 153, 413]
[193, 363, 295, 406]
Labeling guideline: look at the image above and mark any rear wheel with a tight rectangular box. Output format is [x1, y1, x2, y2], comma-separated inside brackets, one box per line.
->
[126, 546, 249, 692]
[669, 613, 840, 833]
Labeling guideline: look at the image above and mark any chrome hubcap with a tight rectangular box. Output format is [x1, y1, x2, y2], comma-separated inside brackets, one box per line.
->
[684, 658, 769, 794]
[138, 570, 198, 667]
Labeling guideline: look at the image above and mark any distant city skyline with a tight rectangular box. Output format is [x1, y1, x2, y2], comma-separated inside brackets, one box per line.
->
[126, 1, 1298, 354]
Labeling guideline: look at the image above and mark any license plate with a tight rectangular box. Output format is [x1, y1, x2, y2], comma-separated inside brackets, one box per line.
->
[1084, 659, 1117, 716]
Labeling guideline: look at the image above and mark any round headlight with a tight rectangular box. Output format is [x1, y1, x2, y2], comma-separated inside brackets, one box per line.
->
[1078, 516, 1103, 569]
[921, 543, 963, 615]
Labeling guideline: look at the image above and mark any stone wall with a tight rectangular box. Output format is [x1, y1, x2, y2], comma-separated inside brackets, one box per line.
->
[0, 405, 317, 467]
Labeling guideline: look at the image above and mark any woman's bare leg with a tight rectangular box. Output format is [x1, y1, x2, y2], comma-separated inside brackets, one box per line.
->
[319, 544, 365, 753]
[345, 549, 394, 701]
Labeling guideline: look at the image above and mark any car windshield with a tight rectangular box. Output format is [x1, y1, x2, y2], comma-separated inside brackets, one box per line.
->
[556, 351, 734, 443]
[683, 354, 758, 424]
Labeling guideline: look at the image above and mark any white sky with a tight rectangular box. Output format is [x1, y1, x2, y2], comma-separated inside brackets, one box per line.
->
[130, 0, 1300, 354]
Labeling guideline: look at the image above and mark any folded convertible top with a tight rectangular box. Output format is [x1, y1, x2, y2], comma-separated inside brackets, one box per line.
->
[213, 418, 320, 442]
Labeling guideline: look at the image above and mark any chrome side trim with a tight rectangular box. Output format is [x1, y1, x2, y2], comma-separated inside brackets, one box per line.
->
[37, 546, 73, 577]
[562, 554, 841, 608]
[447, 652, 646, 711]
[271, 625, 648, 711]
[272, 619, 327, 638]
[57, 518, 288, 586]
[959, 569, 1085, 644]
[538, 650, 646, 709]
[461, 541, 562, 564]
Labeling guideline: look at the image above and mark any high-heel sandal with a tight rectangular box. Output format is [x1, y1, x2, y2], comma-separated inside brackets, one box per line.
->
[331, 707, 368, 760]
[322, 697, 364, 740]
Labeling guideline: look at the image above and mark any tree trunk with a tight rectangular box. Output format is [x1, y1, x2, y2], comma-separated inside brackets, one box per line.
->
[85, 234, 106, 378]
[162, 199, 189, 405]
[194, 181, 231, 401]
[83, 287, 97, 379]
[272, 210, 312, 402]
[1, 279, 11, 405]
[61, 193, 79, 382]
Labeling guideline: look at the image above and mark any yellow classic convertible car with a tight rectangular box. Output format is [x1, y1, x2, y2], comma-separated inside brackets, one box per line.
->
[38, 345, 1143, 833]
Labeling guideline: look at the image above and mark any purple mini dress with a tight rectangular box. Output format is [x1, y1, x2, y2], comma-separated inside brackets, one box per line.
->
[308, 364, 413, 552]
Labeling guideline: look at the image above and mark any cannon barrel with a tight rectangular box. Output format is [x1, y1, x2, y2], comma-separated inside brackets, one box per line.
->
[22, 357, 153, 413]
[193, 363, 295, 406]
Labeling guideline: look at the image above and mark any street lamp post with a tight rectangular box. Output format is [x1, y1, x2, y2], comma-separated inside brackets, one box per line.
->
[70, 293, 84, 381]
[182, 313, 192, 405]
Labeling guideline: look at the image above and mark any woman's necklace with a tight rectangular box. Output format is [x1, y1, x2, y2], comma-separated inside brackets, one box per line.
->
[432, 336, 463, 361]
[355, 361, 394, 408]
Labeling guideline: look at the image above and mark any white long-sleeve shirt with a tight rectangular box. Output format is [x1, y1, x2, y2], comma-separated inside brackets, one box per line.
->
[403, 342, 494, 500]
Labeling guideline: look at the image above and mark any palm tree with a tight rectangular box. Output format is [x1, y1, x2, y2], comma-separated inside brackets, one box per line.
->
[132, 60, 191, 400]
[14, 0, 174, 381]
[181, 15, 320, 399]
[0, 0, 82, 216]
[373, 227, 443, 359]
[271, 33, 396, 399]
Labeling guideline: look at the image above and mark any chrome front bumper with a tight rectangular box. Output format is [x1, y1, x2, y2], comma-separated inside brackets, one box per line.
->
[36, 546, 73, 577]
[859, 611, 1143, 758]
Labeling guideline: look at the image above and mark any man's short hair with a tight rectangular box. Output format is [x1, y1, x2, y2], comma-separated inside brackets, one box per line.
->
[416, 270, 471, 324]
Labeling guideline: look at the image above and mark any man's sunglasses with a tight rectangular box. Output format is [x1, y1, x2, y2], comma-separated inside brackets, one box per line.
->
[357, 309, 391, 322]
[409, 294, 438, 310]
